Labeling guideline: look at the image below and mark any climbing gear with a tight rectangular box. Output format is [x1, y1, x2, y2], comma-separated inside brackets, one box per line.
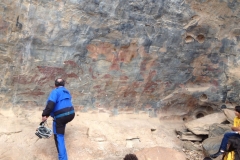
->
[54, 110, 75, 119]
[35, 121, 52, 139]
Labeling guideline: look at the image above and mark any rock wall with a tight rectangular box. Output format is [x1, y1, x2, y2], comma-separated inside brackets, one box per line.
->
[0, 0, 240, 120]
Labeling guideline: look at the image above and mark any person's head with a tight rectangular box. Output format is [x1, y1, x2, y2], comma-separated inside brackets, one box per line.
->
[55, 78, 65, 87]
[235, 106, 240, 117]
[123, 154, 138, 160]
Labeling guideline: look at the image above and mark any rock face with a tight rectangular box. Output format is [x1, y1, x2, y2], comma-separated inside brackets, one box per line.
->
[0, 0, 240, 119]
[2, 1, 240, 159]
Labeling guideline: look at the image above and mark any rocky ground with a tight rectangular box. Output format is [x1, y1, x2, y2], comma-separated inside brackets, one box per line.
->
[0, 105, 208, 160]
[183, 149, 204, 160]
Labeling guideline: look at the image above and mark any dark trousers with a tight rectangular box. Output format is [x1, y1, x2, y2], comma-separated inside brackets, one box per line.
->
[53, 113, 75, 160]
[219, 131, 240, 151]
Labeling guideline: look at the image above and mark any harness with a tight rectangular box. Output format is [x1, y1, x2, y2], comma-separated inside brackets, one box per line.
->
[54, 110, 75, 119]
[35, 121, 52, 139]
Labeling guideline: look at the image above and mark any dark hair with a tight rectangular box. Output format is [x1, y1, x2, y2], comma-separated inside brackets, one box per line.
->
[55, 78, 65, 87]
[235, 106, 240, 113]
[123, 154, 138, 160]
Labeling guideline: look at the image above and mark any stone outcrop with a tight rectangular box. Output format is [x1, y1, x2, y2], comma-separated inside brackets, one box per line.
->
[0, 0, 239, 121]
[202, 123, 232, 156]
[184, 112, 227, 135]
[180, 109, 235, 159]
[223, 108, 236, 124]
[1, 1, 240, 159]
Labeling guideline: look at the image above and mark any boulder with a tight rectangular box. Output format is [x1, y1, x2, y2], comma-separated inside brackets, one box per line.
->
[202, 112, 235, 159]
[202, 136, 223, 156]
[208, 123, 231, 138]
[176, 128, 204, 141]
[223, 109, 235, 124]
[185, 113, 227, 135]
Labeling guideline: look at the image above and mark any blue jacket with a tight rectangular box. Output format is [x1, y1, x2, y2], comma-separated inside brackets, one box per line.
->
[42, 86, 73, 117]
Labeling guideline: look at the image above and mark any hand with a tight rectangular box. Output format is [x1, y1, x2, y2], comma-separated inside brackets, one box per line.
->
[42, 116, 48, 122]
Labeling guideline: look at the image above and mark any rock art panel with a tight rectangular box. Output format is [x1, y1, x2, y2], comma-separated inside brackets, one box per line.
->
[0, 0, 239, 120]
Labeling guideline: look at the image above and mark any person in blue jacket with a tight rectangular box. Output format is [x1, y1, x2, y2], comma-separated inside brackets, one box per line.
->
[42, 78, 75, 160]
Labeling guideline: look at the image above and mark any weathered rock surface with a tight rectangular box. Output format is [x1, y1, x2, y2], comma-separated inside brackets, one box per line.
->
[182, 141, 202, 151]
[0, 107, 185, 160]
[0, 0, 239, 121]
[178, 110, 235, 159]
[1, 0, 240, 159]
[202, 135, 223, 157]
[201, 113, 235, 158]
[135, 146, 186, 160]
[223, 109, 236, 124]
[208, 123, 231, 138]
[176, 128, 204, 141]
[185, 113, 227, 135]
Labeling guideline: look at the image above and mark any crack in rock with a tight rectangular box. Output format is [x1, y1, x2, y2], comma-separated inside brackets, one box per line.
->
[0, 130, 22, 136]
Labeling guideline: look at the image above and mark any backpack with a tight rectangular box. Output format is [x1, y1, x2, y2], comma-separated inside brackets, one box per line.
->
[223, 137, 240, 160]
